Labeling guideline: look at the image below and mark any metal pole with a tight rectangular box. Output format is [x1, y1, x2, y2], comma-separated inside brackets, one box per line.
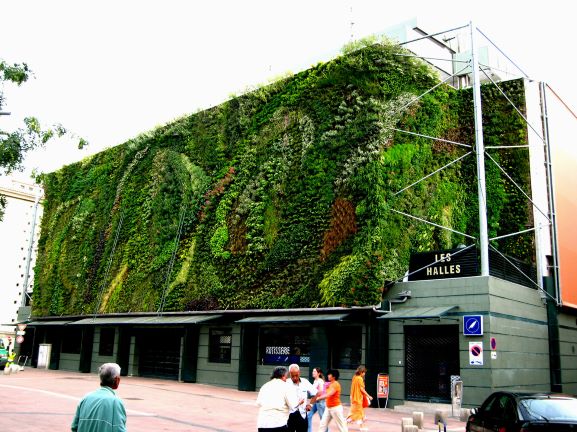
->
[21, 192, 41, 307]
[540, 82, 561, 305]
[470, 21, 490, 276]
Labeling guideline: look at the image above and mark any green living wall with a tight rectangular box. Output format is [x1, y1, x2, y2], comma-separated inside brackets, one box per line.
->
[33, 41, 531, 316]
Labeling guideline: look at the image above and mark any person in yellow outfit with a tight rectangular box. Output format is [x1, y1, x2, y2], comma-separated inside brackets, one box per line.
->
[6, 351, 16, 369]
[347, 365, 373, 431]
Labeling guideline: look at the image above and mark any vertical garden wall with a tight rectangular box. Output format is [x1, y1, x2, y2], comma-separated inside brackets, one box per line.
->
[33, 41, 531, 316]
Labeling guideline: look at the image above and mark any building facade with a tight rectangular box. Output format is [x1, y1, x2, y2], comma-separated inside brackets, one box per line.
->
[17, 23, 577, 411]
[0, 177, 43, 351]
[24, 308, 386, 401]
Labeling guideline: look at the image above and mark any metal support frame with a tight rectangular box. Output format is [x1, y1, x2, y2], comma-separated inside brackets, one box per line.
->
[157, 204, 188, 316]
[394, 152, 472, 196]
[21, 193, 42, 308]
[386, 21, 557, 290]
[392, 64, 471, 117]
[540, 83, 562, 305]
[93, 211, 125, 317]
[484, 152, 551, 221]
[398, 24, 469, 46]
[390, 209, 475, 240]
[470, 21, 490, 276]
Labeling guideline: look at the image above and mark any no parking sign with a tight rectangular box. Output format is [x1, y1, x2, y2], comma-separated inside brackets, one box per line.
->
[469, 341, 484, 366]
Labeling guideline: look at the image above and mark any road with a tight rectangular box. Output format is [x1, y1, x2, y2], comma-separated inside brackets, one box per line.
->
[1, 368, 466, 431]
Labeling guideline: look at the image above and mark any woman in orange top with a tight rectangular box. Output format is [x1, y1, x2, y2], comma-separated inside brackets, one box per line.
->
[347, 365, 373, 430]
[315, 369, 348, 432]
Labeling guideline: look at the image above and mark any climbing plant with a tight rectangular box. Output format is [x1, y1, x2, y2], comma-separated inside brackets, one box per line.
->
[33, 41, 533, 315]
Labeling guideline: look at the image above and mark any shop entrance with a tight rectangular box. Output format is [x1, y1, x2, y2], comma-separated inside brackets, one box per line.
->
[137, 329, 182, 380]
[404, 325, 459, 403]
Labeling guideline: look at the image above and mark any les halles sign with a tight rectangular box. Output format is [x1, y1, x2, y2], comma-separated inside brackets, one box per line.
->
[408, 247, 478, 281]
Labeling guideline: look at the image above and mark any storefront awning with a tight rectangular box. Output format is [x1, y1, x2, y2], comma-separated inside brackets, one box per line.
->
[236, 313, 350, 324]
[26, 320, 75, 326]
[379, 305, 457, 320]
[68, 315, 222, 325]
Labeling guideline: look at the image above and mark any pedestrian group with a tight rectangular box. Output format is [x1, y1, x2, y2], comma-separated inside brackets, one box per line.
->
[70, 362, 371, 432]
[257, 364, 373, 432]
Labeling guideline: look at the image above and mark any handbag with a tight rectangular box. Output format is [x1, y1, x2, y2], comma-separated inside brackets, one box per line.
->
[362, 395, 370, 408]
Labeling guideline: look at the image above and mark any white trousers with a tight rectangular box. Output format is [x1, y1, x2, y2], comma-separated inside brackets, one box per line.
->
[318, 404, 348, 432]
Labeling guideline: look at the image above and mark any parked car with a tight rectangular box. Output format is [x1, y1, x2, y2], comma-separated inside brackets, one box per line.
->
[466, 391, 577, 431]
[0, 340, 8, 370]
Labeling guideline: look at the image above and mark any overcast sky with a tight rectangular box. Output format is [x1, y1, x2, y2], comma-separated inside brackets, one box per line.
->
[3, 0, 575, 181]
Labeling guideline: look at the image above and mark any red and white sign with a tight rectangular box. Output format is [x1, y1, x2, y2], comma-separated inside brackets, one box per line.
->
[377, 373, 389, 398]
[16, 335, 24, 344]
[469, 341, 484, 366]
[17, 323, 27, 331]
[376, 373, 390, 409]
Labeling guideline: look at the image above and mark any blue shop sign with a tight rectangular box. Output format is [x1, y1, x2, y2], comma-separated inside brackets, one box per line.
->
[463, 315, 483, 336]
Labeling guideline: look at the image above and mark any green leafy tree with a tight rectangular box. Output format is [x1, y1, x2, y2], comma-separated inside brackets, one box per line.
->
[0, 59, 88, 219]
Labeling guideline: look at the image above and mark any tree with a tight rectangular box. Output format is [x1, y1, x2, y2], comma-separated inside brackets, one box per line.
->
[0, 60, 87, 220]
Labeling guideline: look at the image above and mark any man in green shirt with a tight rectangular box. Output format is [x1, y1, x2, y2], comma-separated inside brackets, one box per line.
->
[71, 363, 127, 432]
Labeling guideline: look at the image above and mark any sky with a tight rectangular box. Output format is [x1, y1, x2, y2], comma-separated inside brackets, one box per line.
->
[2, 0, 575, 181]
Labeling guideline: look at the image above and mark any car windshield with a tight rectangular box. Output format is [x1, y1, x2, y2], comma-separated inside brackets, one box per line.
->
[520, 397, 577, 422]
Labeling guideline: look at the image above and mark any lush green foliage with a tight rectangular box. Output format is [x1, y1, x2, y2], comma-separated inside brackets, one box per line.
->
[33, 43, 533, 315]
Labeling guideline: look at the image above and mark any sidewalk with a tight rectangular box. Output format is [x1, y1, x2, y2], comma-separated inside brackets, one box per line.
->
[1, 368, 466, 431]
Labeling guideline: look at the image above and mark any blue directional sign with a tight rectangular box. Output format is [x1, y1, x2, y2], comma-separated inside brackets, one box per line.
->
[463, 315, 483, 336]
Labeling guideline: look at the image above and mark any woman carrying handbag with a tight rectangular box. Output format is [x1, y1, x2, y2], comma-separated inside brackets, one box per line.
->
[347, 365, 373, 431]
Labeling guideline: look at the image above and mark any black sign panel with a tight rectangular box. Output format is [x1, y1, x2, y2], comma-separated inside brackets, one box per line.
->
[408, 247, 478, 281]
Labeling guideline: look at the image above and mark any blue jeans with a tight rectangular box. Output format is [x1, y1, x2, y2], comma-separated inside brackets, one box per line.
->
[307, 400, 326, 432]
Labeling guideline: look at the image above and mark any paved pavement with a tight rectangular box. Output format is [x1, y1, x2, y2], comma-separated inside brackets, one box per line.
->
[1, 368, 466, 431]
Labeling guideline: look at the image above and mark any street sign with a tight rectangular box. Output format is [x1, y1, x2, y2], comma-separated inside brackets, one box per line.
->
[16, 330, 26, 336]
[17, 323, 27, 331]
[463, 315, 483, 336]
[16, 336, 24, 344]
[469, 341, 484, 365]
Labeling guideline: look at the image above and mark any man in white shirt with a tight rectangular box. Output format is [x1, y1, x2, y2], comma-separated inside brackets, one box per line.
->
[257, 366, 303, 432]
[287, 363, 318, 432]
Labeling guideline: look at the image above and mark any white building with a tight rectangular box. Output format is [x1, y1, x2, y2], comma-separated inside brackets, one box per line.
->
[0, 177, 43, 350]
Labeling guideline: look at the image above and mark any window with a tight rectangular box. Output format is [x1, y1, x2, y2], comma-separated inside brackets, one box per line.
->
[333, 326, 362, 369]
[520, 397, 577, 421]
[61, 328, 82, 354]
[209, 328, 232, 363]
[259, 327, 310, 365]
[480, 393, 514, 420]
[99, 328, 115, 356]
